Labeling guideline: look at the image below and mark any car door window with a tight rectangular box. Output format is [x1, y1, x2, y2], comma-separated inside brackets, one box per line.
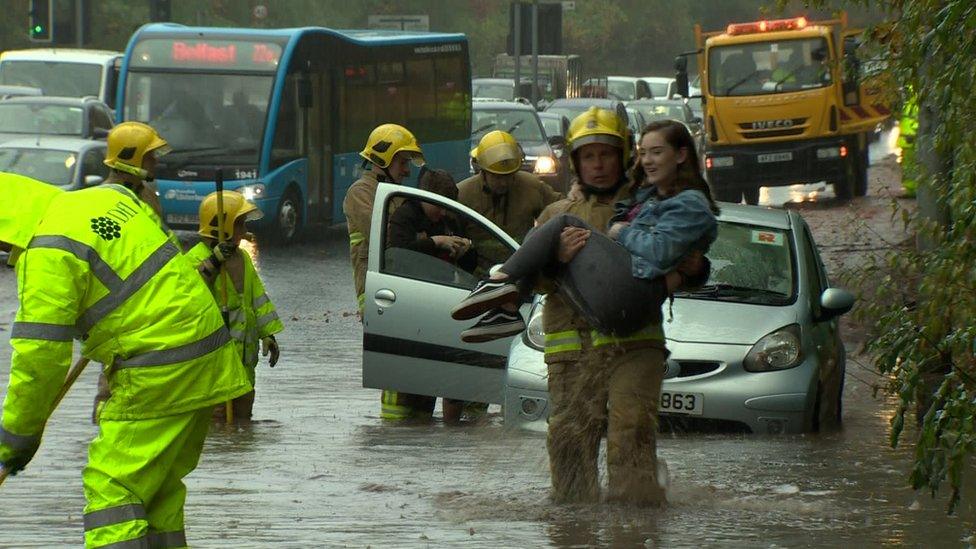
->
[381, 196, 513, 290]
[81, 148, 109, 179]
[800, 224, 824, 317]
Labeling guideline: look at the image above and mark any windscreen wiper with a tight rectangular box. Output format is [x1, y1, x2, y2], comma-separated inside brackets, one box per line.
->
[723, 70, 762, 95]
[678, 283, 789, 300]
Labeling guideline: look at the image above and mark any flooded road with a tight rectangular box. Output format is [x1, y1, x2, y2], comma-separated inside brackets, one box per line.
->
[3, 140, 976, 547]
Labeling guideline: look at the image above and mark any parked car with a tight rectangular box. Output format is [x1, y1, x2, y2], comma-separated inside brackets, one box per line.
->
[0, 96, 114, 145]
[0, 84, 43, 100]
[0, 137, 109, 190]
[505, 203, 854, 434]
[360, 187, 854, 435]
[471, 99, 570, 192]
[582, 76, 652, 101]
[627, 98, 704, 154]
[640, 76, 677, 99]
[537, 111, 570, 170]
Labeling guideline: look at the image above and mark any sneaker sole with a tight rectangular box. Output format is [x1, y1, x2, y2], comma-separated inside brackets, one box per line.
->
[460, 320, 526, 343]
[451, 285, 520, 320]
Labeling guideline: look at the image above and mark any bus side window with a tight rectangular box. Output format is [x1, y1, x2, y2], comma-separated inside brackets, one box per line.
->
[406, 59, 436, 136]
[271, 71, 302, 169]
[434, 54, 470, 141]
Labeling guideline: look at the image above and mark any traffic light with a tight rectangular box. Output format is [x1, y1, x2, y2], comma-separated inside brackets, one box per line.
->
[29, 0, 53, 42]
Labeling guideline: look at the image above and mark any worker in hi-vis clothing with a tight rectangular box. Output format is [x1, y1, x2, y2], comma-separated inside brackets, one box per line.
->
[342, 123, 431, 421]
[0, 172, 250, 548]
[187, 191, 284, 422]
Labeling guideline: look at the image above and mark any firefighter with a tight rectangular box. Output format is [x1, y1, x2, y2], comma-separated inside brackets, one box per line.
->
[898, 91, 919, 197]
[342, 123, 429, 421]
[188, 191, 284, 422]
[102, 121, 171, 218]
[0, 173, 250, 548]
[457, 130, 563, 271]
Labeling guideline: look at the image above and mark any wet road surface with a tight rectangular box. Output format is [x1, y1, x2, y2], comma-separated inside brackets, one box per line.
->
[2, 132, 976, 547]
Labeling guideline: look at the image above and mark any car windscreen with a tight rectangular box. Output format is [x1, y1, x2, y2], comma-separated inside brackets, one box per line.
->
[123, 70, 273, 169]
[539, 116, 564, 138]
[0, 61, 102, 98]
[678, 221, 796, 304]
[0, 104, 84, 135]
[0, 148, 77, 187]
[471, 109, 545, 143]
[634, 103, 685, 122]
[709, 37, 831, 97]
[472, 82, 514, 101]
[544, 105, 588, 123]
[647, 82, 669, 97]
[608, 80, 636, 100]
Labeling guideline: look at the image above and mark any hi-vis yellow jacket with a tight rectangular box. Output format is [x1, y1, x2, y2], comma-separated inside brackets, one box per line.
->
[187, 242, 284, 376]
[535, 185, 665, 364]
[0, 178, 249, 453]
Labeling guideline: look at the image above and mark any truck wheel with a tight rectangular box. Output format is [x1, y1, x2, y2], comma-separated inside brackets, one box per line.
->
[274, 188, 302, 244]
[743, 187, 760, 205]
[714, 187, 742, 203]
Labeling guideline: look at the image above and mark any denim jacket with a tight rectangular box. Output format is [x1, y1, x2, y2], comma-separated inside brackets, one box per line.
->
[612, 186, 718, 280]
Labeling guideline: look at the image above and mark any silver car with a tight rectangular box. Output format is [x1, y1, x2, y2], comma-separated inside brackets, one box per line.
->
[361, 185, 853, 435]
[506, 203, 854, 434]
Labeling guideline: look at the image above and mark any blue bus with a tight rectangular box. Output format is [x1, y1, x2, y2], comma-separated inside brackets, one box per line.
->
[116, 24, 472, 242]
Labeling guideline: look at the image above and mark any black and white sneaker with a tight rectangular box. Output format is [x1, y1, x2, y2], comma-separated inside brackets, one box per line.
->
[451, 279, 520, 320]
[460, 309, 526, 343]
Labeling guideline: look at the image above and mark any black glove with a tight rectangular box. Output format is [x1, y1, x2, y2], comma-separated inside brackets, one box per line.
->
[212, 241, 238, 264]
[261, 335, 280, 367]
[0, 435, 41, 477]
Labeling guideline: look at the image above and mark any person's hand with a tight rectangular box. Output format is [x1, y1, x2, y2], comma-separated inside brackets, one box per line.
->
[432, 235, 468, 257]
[558, 226, 590, 263]
[0, 434, 41, 476]
[261, 335, 280, 367]
[567, 181, 584, 201]
[212, 241, 238, 264]
[676, 250, 705, 278]
[608, 222, 630, 240]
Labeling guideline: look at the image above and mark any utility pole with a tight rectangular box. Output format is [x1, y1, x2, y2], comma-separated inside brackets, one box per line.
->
[75, 0, 85, 46]
[513, 3, 522, 97]
[531, 0, 539, 106]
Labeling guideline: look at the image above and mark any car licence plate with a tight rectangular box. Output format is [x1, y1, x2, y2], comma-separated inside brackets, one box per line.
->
[165, 213, 199, 225]
[659, 391, 704, 416]
[757, 152, 793, 163]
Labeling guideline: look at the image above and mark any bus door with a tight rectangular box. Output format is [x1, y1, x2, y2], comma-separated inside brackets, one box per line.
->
[303, 63, 334, 223]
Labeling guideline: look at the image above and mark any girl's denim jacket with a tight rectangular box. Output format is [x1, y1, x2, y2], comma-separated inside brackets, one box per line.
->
[611, 185, 718, 280]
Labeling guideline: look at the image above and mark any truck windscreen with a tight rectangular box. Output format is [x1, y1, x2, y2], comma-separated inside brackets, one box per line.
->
[709, 38, 830, 97]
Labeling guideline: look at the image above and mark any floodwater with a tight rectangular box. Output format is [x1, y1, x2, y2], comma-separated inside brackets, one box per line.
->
[3, 139, 976, 547]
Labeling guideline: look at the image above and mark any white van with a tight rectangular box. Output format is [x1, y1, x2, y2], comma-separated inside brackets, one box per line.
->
[0, 49, 122, 111]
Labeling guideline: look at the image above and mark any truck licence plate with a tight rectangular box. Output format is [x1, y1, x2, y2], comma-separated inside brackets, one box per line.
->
[659, 391, 704, 416]
[757, 152, 793, 163]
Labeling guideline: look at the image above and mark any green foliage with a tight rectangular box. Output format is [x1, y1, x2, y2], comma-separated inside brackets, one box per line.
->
[800, 0, 976, 513]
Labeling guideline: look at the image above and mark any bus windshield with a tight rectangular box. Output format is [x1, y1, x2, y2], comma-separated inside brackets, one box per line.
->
[709, 38, 830, 97]
[0, 61, 102, 97]
[124, 71, 273, 170]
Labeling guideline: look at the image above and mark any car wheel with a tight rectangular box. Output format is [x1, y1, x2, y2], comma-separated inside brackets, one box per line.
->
[275, 188, 302, 244]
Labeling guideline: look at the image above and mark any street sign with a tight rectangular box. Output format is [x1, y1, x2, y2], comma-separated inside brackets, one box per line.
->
[367, 15, 430, 32]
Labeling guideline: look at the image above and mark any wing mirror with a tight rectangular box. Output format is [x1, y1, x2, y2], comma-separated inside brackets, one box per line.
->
[93, 127, 110, 139]
[547, 134, 566, 148]
[84, 174, 105, 187]
[819, 288, 855, 320]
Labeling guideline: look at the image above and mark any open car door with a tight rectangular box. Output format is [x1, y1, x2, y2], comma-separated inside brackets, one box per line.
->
[362, 182, 523, 404]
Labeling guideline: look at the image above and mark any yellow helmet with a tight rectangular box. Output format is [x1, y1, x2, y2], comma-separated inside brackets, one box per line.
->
[470, 130, 523, 175]
[359, 123, 424, 168]
[104, 121, 171, 178]
[197, 191, 264, 240]
[567, 107, 630, 167]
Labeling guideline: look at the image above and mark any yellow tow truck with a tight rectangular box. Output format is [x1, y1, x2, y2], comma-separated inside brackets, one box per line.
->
[675, 14, 889, 203]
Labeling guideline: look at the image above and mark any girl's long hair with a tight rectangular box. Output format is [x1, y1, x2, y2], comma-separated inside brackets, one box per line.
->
[629, 119, 720, 215]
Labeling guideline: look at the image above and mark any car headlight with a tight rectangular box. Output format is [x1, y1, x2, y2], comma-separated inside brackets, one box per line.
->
[743, 324, 803, 372]
[239, 183, 266, 201]
[534, 155, 557, 175]
[522, 302, 545, 351]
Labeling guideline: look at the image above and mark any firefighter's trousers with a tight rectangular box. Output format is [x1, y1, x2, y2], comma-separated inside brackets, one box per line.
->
[547, 344, 666, 505]
[82, 408, 211, 548]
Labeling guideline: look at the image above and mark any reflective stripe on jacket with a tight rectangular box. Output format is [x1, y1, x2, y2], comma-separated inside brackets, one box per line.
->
[187, 242, 284, 371]
[2, 185, 250, 438]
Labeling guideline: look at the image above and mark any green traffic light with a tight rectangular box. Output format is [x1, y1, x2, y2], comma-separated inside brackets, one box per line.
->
[33, 25, 43, 33]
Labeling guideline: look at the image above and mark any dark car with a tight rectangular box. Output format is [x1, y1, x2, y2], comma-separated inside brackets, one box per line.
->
[0, 95, 114, 145]
[0, 136, 109, 190]
[543, 97, 628, 129]
[471, 99, 570, 192]
[627, 98, 704, 154]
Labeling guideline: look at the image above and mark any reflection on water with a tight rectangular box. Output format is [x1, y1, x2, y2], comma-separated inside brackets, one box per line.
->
[1, 227, 975, 547]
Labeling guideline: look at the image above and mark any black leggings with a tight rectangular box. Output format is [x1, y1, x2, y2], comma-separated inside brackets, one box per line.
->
[501, 213, 666, 335]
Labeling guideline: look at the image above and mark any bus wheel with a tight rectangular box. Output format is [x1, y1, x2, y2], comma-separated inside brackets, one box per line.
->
[275, 189, 302, 244]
